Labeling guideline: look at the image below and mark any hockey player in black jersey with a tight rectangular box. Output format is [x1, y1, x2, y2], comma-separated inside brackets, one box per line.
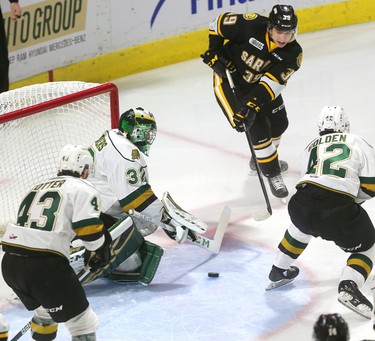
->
[201, 5, 302, 198]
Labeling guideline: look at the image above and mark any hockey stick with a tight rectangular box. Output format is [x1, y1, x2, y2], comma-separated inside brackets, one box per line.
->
[225, 69, 272, 221]
[10, 219, 134, 340]
[128, 205, 231, 254]
[10, 321, 31, 341]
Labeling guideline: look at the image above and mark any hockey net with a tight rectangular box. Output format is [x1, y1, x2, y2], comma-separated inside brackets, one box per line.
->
[0, 81, 120, 236]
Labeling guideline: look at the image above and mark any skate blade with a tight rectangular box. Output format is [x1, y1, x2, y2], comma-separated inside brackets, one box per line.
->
[248, 170, 288, 177]
[265, 278, 295, 291]
[338, 293, 372, 320]
[248, 169, 257, 176]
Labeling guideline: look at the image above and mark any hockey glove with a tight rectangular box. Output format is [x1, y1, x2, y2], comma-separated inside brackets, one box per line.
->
[84, 228, 112, 271]
[233, 98, 260, 132]
[201, 48, 236, 78]
[160, 209, 197, 243]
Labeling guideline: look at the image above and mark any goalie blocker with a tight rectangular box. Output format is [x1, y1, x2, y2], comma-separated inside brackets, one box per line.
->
[70, 216, 164, 286]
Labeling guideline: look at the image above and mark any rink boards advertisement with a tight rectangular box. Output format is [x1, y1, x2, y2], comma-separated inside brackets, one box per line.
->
[1, 0, 370, 83]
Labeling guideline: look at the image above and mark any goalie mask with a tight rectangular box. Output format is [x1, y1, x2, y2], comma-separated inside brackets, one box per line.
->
[118, 107, 157, 156]
[318, 106, 350, 136]
[312, 313, 349, 341]
[58, 144, 93, 176]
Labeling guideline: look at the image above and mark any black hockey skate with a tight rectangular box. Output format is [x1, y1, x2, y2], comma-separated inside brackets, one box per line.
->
[338, 280, 373, 319]
[266, 265, 299, 291]
[249, 158, 288, 176]
[267, 174, 289, 198]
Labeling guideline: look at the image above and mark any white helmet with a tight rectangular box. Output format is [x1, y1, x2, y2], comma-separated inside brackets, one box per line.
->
[318, 106, 350, 135]
[58, 144, 93, 175]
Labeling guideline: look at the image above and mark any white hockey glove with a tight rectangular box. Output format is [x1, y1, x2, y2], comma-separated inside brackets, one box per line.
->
[160, 192, 207, 243]
[161, 209, 197, 244]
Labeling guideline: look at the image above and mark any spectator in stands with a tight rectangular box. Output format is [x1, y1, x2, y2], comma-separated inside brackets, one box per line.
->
[1, 1, 22, 93]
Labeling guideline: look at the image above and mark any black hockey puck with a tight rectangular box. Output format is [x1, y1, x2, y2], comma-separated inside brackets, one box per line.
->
[208, 272, 219, 278]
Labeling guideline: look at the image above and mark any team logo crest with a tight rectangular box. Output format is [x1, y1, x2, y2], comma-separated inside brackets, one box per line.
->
[132, 149, 140, 160]
[243, 13, 257, 20]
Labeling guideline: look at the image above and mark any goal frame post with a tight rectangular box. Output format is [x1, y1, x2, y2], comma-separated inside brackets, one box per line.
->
[0, 82, 120, 128]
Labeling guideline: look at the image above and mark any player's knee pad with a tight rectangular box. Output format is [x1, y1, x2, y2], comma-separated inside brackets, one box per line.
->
[65, 306, 98, 338]
[31, 309, 58, 341]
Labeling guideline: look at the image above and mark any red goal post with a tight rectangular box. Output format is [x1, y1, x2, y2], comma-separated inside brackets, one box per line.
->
[0, 81, 120, 235]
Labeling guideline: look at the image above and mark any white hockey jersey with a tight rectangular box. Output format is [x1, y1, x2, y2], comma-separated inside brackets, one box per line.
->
[88, 130, 163, 221]
[1, 176, 104, 259]
[298, 133, 375, 200]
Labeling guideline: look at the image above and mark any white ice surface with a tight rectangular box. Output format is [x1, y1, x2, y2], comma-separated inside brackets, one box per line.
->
[2, 21, 375, 340]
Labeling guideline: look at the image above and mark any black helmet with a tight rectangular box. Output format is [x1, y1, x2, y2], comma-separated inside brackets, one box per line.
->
[312, 314, 349, 341]
[268, 5, 298, 31]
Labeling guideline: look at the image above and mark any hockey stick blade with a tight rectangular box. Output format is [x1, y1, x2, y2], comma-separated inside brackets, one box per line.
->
[252, 209, 271, 221]
[10, 321, 31, 341]
[201, 205, 231, 253]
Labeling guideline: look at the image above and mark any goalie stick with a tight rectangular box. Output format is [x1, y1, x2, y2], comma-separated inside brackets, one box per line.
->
[128, 204, 231, 254]
[225, 69, 272, 221]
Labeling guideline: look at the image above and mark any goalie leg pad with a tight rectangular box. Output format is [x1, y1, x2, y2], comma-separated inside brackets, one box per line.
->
[80, 224, 144, 285]
[105, 241, 164, 285]
[138, 240, 164, 285]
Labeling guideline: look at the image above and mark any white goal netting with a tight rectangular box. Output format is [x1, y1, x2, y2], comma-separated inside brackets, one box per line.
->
[0, 81, 119, 235]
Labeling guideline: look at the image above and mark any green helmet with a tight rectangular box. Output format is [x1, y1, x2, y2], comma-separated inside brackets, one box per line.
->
[118, 107, 157, 156]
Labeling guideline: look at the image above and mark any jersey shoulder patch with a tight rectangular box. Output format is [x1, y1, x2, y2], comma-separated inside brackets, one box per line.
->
[297, 52, 303, 68]
[243, 13, 258, 20]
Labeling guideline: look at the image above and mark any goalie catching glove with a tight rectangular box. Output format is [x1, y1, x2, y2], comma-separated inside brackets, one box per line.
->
[160, 192, 207, 243]
[201, 47, 236, 78]
[84, 228, 112, 271]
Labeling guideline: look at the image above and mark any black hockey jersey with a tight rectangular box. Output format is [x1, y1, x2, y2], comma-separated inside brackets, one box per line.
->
[208, 12, 303, 104]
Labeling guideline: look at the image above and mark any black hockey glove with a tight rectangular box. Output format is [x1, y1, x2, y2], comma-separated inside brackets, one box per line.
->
[233, 98, 261, 132]
[201, 48, 236, 78]
[84, 228, 112, 272]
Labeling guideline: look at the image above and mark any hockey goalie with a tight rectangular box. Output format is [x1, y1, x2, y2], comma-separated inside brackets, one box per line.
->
[71, 107, 230, 285]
